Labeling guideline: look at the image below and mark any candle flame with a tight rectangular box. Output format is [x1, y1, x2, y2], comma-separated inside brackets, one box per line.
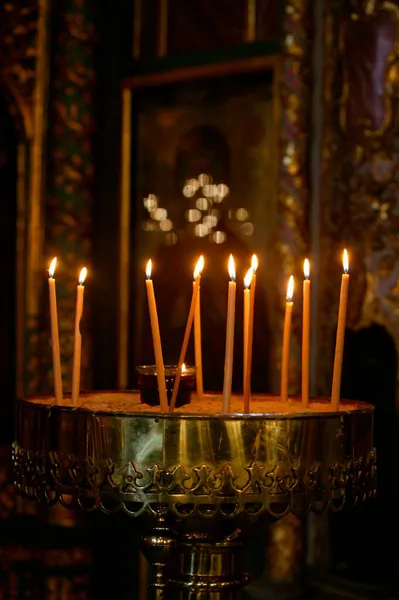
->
[251, 254, 258, 273]
[146, 259, 152, 279]
[304, 258, 310, 279]
[244, 267, 253, 289]
[228, 255, 236, 281]
[48, 257, 57, 278]
[286, 275, 294, 302]
[79, 267, 87, 285]
[343, 249, 349, 274]
[193, 255, 204, 280]
[182, 362, 186, 373]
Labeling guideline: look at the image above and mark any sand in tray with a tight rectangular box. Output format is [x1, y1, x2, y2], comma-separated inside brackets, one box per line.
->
[24, 392, 369, 416]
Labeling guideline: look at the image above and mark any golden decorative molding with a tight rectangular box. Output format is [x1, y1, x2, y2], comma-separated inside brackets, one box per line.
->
[16, 143, 27, 399]
[26, 0, 49, 319]
[246, 0, 256, 42]
[133, 0, 142, 59]
[118, 87, 132, 389]
[157, 0, 168, 58]
[0, 0, 50, 395]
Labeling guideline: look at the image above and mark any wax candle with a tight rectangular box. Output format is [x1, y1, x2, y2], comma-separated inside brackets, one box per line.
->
[145, 260, 168, 413]
[71, 267, 87, 405]
[302, 259, 310, 407]
[222, 255, 236, 413]
[280, 275, 294, 402]
[48, 257, 63, 404]
[243, 268, 252, 392]
[170, 256, 204, 412]
[244, 254, 258, 412]
[194, 276, 203, 400]
[331, 250, 350, 409]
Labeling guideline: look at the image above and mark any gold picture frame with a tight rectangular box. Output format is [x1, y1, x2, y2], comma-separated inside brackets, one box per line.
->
[118, 54, 281, 388]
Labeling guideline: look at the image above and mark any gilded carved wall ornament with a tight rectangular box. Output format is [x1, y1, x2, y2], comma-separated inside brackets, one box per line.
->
[275, 0, 311, 392]
[319, 0, 399, 389]
[0, 0, 50, 397]
[0, 1, 38, 138]
[339, 1, 399, 139]
[42, 0, 96, 394]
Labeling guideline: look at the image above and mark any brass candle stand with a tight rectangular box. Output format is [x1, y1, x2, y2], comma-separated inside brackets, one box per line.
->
[12, 393, 376, 599]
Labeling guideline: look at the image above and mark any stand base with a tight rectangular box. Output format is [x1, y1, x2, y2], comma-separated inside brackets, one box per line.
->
[141, 523, 249, 599]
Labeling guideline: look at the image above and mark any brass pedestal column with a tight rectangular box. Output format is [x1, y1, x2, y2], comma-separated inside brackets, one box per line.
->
[178, 533, 248, 598]
[142, 525, 248, 598]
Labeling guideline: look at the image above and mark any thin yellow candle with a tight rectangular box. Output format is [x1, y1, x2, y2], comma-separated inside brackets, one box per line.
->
[331, 250, 350, 409]
[48, 257, 63, 404]
[280, 275, 294, 402]
[243, 268, 252, 393]
[194, 274, 203, 400]
[145, 260, 168, 413]
[302, 259, 310, 407]
[244, 254, 258, 412]
[222, 255, 236, 413]
[170, 256, 204, 413]
[71, 267, 87, 405]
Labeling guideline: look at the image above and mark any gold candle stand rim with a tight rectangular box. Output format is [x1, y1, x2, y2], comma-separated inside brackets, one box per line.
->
[13, 392, 376, 523]
[16, 392, 374, 421]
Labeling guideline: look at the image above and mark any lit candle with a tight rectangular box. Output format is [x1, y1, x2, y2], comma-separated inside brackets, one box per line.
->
[145, 260, 168, 413]
[48, 257, 63, 404]
[222, 255, 236, 413]
[170, 256, 204, 412]
[331, 250, 350, 409]
[280, 275, 294, 402]
[302, 259, 310, 407]
[243, 268, 252, 393]
[194, 270, 203, 400]
[244, 254, 258, 412]
[71, 267, 87, 405]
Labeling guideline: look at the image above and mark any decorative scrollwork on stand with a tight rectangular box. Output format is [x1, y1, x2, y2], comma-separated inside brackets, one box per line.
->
[12, 443, 377, 520]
